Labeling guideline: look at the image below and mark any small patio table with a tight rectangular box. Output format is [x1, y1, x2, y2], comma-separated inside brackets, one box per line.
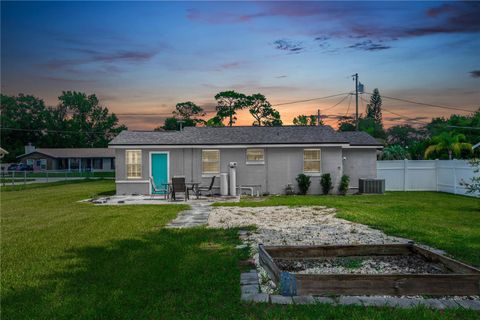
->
[185, 182, 200, 199]
[162, 182, 201, 200]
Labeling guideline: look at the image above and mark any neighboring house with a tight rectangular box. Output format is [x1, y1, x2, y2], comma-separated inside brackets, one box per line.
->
[109, 126, 382, 195]
[16, 146, 115, 172]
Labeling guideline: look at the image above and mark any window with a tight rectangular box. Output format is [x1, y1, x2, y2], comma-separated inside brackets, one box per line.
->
[126, 150, 142, 178]
[202, 150, 220, 174]
[93, 158, 103, 170]
[246, 148, 264, 164]
[303, 149, 321, 173]
[35, 159, 47, 170]
[26, 159, 34, 166]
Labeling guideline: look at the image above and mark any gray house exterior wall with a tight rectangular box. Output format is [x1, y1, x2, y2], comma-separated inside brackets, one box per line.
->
[114, 146, 376, 195]
[342, 148, 378, 189]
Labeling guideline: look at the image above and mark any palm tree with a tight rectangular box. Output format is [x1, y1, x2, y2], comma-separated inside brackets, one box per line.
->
[424, 132, 472, 160]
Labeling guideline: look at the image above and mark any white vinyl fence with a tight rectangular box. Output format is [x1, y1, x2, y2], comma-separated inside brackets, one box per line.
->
[377, 160, 479, 197]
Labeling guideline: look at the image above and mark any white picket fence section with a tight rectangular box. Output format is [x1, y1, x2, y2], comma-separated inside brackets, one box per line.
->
[377, 160, 479, 197]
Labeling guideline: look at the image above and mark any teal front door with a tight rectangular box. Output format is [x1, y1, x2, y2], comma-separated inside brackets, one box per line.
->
[151, 153, 168, 194]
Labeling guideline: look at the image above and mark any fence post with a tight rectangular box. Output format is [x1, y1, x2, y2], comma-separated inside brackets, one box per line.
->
[12, 170, 15, 186]
[435, 159, 439, 192]
[65, 170, 67, 181]
[453, 162, 457, 195]
[24, 171, 26, 185]
[403, 159, 408, 191]
[46, 170, 49, 183]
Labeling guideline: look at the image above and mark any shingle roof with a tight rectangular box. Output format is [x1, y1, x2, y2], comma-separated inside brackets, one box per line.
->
[337, 131, 382, 146]
[17, 148, 115, 159]
[109, 126, 382, 147]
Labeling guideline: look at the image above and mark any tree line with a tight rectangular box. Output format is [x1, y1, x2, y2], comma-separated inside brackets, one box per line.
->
[0, 92, 126, 162]
[1, 89, 479, 162]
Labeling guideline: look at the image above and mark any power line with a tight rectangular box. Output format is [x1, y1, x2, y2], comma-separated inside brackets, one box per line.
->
[322, 92, 352, 112]
[382, 108, 430, 125]
[272, 92, 350, 107]
[344, 93, 353, 117]
[364, 92, 476, 113]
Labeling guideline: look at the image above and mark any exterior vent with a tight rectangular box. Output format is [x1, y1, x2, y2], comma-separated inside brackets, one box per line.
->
[359, 179, 385, 194]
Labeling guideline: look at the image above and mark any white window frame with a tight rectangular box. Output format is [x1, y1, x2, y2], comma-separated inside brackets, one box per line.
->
[303, 149, 321, 175]
[246, 148, 265, 165]
[202, 149, 220, 176]
[126, 150, 142, 179]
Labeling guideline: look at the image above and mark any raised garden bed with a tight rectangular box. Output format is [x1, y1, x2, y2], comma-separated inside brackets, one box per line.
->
[259, 243, 480, 297]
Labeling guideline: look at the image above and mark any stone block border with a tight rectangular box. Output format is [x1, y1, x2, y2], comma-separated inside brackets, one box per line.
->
[240, 271, 480, 311]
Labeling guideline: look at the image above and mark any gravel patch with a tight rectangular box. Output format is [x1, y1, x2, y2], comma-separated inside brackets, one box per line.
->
[210, 205, 478, 302]
[209, 205, 408, 294]
[208, 206, 408, 247]
[274, 255, 449, 275]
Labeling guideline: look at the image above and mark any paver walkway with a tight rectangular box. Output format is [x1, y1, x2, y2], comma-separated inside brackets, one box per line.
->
[166, 203, 212, 228]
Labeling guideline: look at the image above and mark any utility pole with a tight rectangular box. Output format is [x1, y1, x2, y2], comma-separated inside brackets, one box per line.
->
[353, 73, 359, 131]
[317, 109, 321, 126]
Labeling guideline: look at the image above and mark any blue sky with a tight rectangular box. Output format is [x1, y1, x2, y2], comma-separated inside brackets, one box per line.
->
[1, 1, 479, 129]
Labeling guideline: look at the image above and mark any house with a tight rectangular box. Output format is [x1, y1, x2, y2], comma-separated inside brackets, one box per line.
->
[108, 126, 382, 195]
[17, 145, 115, 172]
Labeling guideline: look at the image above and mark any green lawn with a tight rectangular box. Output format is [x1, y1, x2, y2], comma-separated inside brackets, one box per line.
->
[1, 181, 478, 319]
[215, 192, 480, 267]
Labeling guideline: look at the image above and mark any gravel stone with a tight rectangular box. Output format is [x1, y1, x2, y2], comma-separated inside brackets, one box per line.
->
[271, 295, 293, 304]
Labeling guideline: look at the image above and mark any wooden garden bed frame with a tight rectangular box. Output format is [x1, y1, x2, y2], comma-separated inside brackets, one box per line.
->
[258, 243, 480, 297]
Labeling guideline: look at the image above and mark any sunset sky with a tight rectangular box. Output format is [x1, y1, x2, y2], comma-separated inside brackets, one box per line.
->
[1, 1, 479, 130]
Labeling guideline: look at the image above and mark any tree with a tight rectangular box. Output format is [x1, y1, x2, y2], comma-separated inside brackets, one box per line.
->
[214, 91, 247, 126]
[157, 117, 196, 131]
[246, 94, 282, 126]
[293, 114, 321, 126]
[424, 132, 472, 160]
[205, 115, 225, 127]
[460, 158, 480, 195]
[366, 88, 383, 124]
[337, 115, 386, 140]
[58, 91, 127, 147]
[173, 101, 205, 124]
[0, 92, 127, 160]
[386, 125, 422, 148]
[380, 145, 411, 160]
[0, 94, 48, 161]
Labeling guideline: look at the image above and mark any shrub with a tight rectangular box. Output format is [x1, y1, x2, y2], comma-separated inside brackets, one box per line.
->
[296, 174, 311, 195]
[320, 173, 333, 195]
[339, 175, 350, 195]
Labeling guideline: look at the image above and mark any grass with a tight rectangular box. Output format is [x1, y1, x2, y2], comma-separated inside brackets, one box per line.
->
[215, 192, 480, 267]
[1, 181, 478, 319]
[0, 178, 107, 192]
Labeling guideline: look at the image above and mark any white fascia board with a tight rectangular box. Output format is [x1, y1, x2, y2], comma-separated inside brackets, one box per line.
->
[344, 145, 383, 149]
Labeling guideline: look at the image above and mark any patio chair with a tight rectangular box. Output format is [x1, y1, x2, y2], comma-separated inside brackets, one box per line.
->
[149, 176, 170, 200]
[171, 177, 189, 201]
[197, 176, 216, 197]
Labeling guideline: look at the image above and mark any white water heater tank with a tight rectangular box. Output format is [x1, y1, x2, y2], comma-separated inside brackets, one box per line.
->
[229, 162, 237, 196]
[220, 173, 228, 196]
